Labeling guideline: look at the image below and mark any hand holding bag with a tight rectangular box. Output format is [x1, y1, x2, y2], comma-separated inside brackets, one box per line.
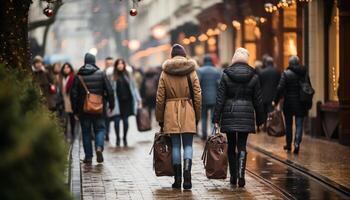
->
[78, 75, 103, 114]
[266, 105, 285, 137]
[201, 127, 228, 179]
[150, 130, 174, 176]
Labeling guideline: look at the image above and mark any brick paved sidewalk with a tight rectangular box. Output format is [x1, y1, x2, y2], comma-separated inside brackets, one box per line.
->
[80, 117, 284, 200]
[248, 132, 350, 190]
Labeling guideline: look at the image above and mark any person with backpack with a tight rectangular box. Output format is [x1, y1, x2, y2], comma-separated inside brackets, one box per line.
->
[156, 44, 202, 190]
[70, 53, 115, 164]
[213, 48, 265, 187]
[274, 55, 314, 154]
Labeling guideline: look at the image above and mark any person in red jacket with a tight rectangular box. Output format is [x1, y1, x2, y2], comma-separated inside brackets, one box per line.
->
[61, 62, 76, 141]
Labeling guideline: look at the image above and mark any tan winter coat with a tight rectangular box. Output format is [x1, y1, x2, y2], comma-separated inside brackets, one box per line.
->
[156, 56, 202, 134]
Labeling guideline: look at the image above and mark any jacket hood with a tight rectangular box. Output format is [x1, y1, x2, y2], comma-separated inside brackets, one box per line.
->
[162, 56, 197, 76]
[288, 64, 306, 76]
[224, 62, 255, 83]
[84, 53, 96, 65]
[78, 64, 99, 75]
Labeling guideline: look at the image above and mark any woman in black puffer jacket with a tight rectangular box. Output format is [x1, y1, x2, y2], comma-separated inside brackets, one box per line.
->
[213, 48, 265, 187]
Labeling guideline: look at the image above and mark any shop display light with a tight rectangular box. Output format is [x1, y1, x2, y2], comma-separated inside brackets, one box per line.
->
[198, 34, 209, 42]
[232, 20, 241, 30]
[264, 3, 278, 13]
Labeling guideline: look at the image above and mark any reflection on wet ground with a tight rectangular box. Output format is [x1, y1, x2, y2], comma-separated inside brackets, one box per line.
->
[247, 149, 350, 199]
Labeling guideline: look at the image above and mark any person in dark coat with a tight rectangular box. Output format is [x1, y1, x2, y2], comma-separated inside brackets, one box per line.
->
[213, 48, 265, 187]
[140, 67, 160, 121]
[274, 55, 311, 154]
[197, 54, 221, 140]
[257, 56, 281, 130]
[70, 53, 115, 164]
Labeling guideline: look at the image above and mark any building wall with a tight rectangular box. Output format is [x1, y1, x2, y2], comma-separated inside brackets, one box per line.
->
[308, 0, 325, 117]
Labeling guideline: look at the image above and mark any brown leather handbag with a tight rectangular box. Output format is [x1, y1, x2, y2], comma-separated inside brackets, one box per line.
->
[150, 131, 174, 176]
[78, 75, 103, 114]
[266, 107, 285, 137]
[202, 128, 228, 179]
[136, 108, 152, 132]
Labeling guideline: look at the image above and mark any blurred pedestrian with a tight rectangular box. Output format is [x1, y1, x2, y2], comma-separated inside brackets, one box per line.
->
[156, 44, 202, 190]
[274, 56, 312, 154]
[61, 62, 76, 141]
[110, 58, 141, 147]
[141, 67, 160, 121]
[197, 54, 221, 140]
[32, 56, 57, 111]
[213, 48, 265, 187]
[104, 57, 114, 141]
[49, 62, 64, 116]
[257, 56, 281, 131]
[71, 53, 115, 164]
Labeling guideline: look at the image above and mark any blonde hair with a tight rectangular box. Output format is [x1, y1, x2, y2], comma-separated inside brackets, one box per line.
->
[232, 47, 249, 64]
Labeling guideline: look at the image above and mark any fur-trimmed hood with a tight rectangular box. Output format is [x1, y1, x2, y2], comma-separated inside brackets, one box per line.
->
[162, 56, 197, 76]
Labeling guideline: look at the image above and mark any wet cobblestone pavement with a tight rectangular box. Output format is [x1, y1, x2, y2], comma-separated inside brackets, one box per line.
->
[248, 132, 350, 190]
[80, 117, 284, 200]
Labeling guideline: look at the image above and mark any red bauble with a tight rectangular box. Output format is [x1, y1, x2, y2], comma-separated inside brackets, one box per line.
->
[43, 7, 54, 17]
[130, 8, 138, 16]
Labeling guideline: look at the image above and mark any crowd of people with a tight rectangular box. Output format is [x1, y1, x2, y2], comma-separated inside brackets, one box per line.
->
[32, 43, 313, 190]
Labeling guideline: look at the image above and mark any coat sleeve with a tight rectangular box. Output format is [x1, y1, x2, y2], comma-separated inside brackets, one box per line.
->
[253, 75, 266, 126]
[155, 72, 166, 122]
[70, 76, 80, 115]
[274, 71, 286, 104]
[212, 74, 227, 124]
[103, 73, 115, 110]
[192, 71, 202, 122]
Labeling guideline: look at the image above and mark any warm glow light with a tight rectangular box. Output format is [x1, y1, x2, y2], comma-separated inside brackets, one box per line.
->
[130, 44, 171, 61]
[207, 29, 215, 36]
[198, 34, 208, 42]
[218, 23, 227, 31]
[189, 36, 196, 43]
[214, 28, 221, 35]
[182, 38, 190, 45]
[288, 39, 297, 55]
[122, 40, 129, 46]
[208, 37, 216, 46]
[128, 39, 141, 51]
[232, 20, 241, 30]
[152, 25, 167, 40]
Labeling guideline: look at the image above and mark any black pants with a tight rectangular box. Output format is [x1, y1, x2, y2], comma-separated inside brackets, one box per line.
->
[65, 113, 76, 140]
[226, 132, 249, 176]
[114, 115, 129, 140]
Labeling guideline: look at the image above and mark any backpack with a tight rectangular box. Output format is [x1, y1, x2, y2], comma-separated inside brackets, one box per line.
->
[299, 74, 314, 108]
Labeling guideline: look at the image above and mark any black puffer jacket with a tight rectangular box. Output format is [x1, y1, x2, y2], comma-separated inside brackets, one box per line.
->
[257, 65, 281, 104]
[71, 53, 115, 117]
[213, 62, 265, 133]
[274, 64, 309, 117]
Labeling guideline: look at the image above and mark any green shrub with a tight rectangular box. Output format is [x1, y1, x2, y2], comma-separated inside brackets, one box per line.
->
[0, 65, 72, 200]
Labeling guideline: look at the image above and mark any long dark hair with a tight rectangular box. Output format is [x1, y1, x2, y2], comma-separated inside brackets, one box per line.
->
[113, 58, 127, 80]
[61, 62, 74, 77]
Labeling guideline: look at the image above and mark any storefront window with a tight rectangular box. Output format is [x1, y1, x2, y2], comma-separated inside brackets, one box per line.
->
[283, 4, 297, 28]
[328, 4, 340, 101]
[283, 32, 297, 68]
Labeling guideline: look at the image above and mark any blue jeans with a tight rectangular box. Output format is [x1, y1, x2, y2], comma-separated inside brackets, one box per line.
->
[171, 134, 194, 165]
[284, 114, 304, 147]
[80, 117, 106, 159]
[201, 104, 214, 139]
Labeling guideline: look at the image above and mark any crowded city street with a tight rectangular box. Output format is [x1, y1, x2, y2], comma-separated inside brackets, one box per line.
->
[1, 0, 350, 200]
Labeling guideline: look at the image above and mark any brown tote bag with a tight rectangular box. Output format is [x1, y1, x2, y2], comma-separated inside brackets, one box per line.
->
[78, 75, 103, 114]
[266, 107, 286, 137]
[136, 107, 152, 132]
[202, 128, 228, 179]
[150, 131, 174, 176]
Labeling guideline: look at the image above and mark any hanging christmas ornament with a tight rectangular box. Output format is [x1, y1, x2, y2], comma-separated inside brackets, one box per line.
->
[43, 5, 54, 17]
[130, 8, 138, 16]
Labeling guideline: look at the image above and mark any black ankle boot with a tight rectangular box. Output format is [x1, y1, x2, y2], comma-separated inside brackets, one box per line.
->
[228, 153, 237, 185]
[283, 145, 291, 152]
[116, 138, 120, 147]
[172, 164, 182, 189]
[238, 151, 247, 187]
[293, 144, 300, 154]
[183, 159, 192, 190]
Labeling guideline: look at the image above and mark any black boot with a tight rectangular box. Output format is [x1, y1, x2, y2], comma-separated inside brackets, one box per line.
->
[283, 145, 291, 152]
[293, 144, 300, 154]
[228, 153, 237, 185]
[183, 159, 192, 190]
[172, 164, 182, 189]
[238, 151, 247, 187]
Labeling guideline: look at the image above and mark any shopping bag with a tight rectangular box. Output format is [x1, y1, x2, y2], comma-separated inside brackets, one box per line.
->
[136, 108, 152, 132]
[150, 131, 174, 176]
[201, 127, 228, 179]
[266, 107, 285, 137]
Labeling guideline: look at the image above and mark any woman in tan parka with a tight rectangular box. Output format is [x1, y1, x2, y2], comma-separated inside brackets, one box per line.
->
[156, 44, 201, 190]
